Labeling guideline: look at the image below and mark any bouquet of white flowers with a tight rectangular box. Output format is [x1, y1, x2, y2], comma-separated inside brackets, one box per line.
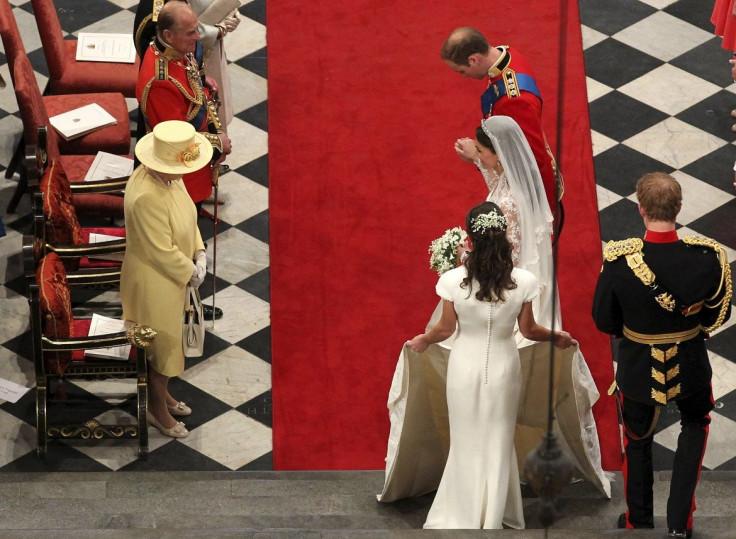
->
[428, 227, 466, 275]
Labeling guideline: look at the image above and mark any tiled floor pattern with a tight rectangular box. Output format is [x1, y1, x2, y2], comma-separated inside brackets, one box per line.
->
[0, 0, 273, 471]
[1, 0, 736, 473]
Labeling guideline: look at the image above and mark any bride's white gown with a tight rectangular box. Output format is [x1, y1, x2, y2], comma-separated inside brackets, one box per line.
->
[423, 266, 538, 529]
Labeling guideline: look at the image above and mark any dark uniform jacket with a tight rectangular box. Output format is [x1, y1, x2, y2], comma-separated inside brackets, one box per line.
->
[593, 234, 731, 406]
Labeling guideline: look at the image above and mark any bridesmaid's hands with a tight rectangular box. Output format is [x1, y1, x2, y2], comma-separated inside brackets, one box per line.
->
[454, 137, 478, 163]
[552, 330, 575, 349]
[406, 335, 428, 353]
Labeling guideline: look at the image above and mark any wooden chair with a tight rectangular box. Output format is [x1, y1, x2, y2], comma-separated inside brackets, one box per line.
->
[30, 0, 139, 97]
[26, 251, 155, 457]
[1, 3, 132, 211]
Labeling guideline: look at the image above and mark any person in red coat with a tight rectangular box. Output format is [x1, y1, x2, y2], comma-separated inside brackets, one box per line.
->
[136, 0, 232, 205]
[442, 27, 561, 214]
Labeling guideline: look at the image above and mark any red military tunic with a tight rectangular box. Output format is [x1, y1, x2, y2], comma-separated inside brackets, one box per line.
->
[136, 38, 222, 203]
[484, 46, 559, 209]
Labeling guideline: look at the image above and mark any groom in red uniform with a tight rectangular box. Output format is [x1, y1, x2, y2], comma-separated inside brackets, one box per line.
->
[442, 27, 561, 211]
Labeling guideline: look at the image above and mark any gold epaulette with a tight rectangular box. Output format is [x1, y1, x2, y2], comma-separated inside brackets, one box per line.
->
[683, 235, 732, 333]
[603, 238, 643, 262]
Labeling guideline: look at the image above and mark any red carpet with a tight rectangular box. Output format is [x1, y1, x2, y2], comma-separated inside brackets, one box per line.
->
[269, 1, 619, 470]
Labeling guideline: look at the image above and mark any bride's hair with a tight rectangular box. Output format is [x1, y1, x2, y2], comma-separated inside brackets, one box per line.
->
[462, 201, 517, 302]
[475, 126, 496, 153]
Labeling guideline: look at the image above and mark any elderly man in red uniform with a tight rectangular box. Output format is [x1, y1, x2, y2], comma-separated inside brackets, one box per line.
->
[442, 27, 562, 213]
[136, 0, 231, 320]
[137, 0, 231, 206]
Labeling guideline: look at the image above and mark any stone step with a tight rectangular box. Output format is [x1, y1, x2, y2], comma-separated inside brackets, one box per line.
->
[0, 470, 735, 536]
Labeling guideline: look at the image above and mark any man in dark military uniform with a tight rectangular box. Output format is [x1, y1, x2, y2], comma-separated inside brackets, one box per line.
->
[593, 172, 732, 538]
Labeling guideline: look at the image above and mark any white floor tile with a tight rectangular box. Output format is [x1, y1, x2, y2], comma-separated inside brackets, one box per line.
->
[613, 12, 712, 62]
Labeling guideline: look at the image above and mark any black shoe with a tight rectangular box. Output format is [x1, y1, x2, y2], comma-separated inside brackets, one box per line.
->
[218, 164, 230, 175]
[617, 512, 654, 530]
[203, 304, 223, 320]
[667, 529, 692, 538]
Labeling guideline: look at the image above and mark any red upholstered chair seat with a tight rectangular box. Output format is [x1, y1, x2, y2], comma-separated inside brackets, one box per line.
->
[31, 0, 139, 98]
[43, 93, 131, 156]
[11, 54, 129, 219]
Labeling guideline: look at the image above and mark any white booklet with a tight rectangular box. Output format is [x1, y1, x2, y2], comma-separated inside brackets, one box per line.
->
[76, 33, 137, 63]
[49, 103, 117, 141]
[88, 232, 125, 262]
[84, 314, 131, 360]
[83, 152, 134, 182]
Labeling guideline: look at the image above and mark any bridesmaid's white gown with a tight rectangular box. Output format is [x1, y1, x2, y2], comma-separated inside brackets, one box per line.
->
[423, 266, 538, 529]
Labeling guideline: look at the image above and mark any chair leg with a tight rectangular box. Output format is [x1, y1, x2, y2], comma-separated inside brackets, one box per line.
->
[36, 383, 48, 458]
[137, 367, 149, 459]
[4, 135, 22, 180]
[6, 162, 27, 213]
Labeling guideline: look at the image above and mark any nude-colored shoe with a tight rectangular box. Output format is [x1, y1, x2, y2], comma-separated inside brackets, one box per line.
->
[146, 411, 189, 438]
[167, 401, 192, 416]
[731, 109, 736, 118]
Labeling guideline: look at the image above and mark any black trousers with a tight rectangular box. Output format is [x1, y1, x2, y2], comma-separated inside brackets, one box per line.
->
[621, 385, 713, 531]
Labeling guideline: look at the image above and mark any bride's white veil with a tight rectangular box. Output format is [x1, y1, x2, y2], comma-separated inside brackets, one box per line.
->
[481, 115, 556, 326]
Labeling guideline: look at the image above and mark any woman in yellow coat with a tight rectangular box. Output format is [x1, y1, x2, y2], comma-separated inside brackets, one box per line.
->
[121, 120, 213, 438]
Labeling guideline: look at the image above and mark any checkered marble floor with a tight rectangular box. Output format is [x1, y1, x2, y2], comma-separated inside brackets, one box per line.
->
[0, 0, 272, 471]
[1, 0, 736, 474]
[583, 0, 736, 471]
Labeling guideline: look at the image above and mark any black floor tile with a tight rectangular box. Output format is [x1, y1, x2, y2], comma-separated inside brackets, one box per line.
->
[687, 199, 736, 251]
[670, 37, 734, 86]
[236, 100, 268, 132]
[166, 378, 233, 430]
[236, 266, 269, 303]
[120, 438, 230, 471]
[238, 450, 273, 470]
[706, 324, 736, 363]
[597, 199, 645, 243]
[681, 145, 736, 194]
[0, 441, 111, 472]
[588, 91, 669, 142]
[236, 389, 271, 428]
[675, 90, 736, 138]
[234, 47, 267, 79]
[235, 209, 269, 244]
[37, 0, 123, 34]
[240, 0, 265, 25]
[664, 0, 718, 32]
[584, 38, 663, 89]
[235, 154, 268, 188]
[236, 326, 271, 363]
[593, 145, 672, 197]
[579, 0, 656, 35]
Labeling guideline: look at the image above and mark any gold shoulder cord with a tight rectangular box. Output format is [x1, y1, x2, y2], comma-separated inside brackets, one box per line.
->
[683, 235, 733, 333]
[603, 237, 643, 262]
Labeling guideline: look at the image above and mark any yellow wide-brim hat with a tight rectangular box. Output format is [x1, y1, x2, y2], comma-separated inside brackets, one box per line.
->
[135, 120, 213, 174]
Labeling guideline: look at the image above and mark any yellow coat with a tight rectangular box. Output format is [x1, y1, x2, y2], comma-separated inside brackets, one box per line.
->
[121, 167, 205, 377]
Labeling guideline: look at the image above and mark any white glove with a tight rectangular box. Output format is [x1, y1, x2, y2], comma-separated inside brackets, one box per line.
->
[221, 13, 240, 33]
[189, 249, 207, 288]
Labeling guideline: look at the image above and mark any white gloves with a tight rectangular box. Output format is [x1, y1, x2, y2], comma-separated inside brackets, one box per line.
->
[221, 13, 240, 34]
[189, 249, 207, 288]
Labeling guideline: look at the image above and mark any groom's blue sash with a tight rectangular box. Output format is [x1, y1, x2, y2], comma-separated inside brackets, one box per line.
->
[481, 73, 542, 117]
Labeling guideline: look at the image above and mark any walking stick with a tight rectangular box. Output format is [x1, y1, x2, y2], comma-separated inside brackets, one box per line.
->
[211, 162, 220, 330]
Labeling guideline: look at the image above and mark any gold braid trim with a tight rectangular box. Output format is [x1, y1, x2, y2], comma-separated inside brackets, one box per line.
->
[204, 133, 223, 151]
[134, 13, 153, 57]
[603, 238, 643, 262]
[682, 235, 732, 333]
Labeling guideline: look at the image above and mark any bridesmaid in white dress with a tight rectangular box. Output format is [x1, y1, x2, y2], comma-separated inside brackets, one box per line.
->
[407, 201, 575, 529]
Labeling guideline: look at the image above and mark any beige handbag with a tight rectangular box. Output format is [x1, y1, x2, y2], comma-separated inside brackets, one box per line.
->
[183, 285, 205, 357]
